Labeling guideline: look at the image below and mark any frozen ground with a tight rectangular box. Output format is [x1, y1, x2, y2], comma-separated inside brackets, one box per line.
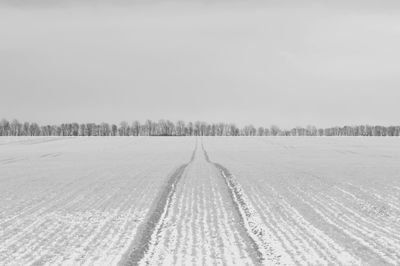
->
[0, 137, 194, 265]
[204, 137, 400, 265]
[1, 137, 400, 265]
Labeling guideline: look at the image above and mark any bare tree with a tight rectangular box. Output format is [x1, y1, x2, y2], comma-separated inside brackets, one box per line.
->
[270, 125, 280, 136]
[1, 117, 400, 137]
[176, 120, 185, 136]
[119, 121, 129, 136]
[132, 121, 141, 136]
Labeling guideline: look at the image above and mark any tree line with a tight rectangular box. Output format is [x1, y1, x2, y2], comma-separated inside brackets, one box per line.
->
[1, 119, 400, 137]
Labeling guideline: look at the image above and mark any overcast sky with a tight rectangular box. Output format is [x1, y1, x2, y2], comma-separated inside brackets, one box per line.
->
[1, 1, 400, 128]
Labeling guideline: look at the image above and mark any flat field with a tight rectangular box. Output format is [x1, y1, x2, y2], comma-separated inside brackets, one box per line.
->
[0, 137, 194, 265]
[1, 137, 399, 265]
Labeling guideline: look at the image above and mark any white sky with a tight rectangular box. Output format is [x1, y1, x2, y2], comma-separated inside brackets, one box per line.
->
[1, 1, 400, 128]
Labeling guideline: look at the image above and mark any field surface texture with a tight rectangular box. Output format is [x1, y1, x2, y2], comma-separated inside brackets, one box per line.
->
[1, 137, 400, 265]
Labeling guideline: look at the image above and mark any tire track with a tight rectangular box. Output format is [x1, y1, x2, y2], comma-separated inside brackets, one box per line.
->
[121, 137, 273, 265]
[201, 139, 291, 265]
[119, 139, 197, 266]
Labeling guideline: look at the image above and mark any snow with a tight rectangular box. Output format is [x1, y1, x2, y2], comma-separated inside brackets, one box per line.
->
[1, 136, 400, 265]
[0, 137, 194, 265]
[203, 136, 400, 265]
[136, 145, 255, 265]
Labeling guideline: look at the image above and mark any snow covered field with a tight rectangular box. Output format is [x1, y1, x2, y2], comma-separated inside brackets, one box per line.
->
[1, 137, 400, 265]
[0, 137, 194, 265]
[204, 137, 400, 265]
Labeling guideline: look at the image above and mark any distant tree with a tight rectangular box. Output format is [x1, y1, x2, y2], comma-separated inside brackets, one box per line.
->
[0, 119, 10, 136]
[306, 125, 317, 136]
[166, 120, 175, 136]
[22, 122, 30, 136]
[29, 123, 40, 136]
[10, 119, 21, 136]
[230, 124, 239, 136]
[79, 124, 86, 136]
[144, 120, 153, 136]
[270, 125, 280, 136]
[132, 121, 140, 136]
[2, 118, 400, 137]
[176, 120, 185, 136]
[111, 124, 118, 136]
[186, 122, 193, 136]
[99, 123, 110, 136]
[119, 121, 129, 136]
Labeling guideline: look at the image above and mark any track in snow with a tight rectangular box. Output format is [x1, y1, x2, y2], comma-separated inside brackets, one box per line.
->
[0, 137, 195, 265]
[121, 139, 268, 265]
[3, 137, 399, 265]
[120, 141, 197, 265]
[203, 142, 291, 265]
[203, 136, 400, 265]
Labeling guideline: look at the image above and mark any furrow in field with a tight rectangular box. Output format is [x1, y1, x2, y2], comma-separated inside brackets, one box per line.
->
[0, 171, 150, 265]
[201, 144, 291, 265]
[330, 187, 400, 239]
[250, 184, 361, 265]
[124, 140, 258, 265]
[119, 140, 196, 266]
[213, 163, 297, 265]
[0, 137, 195, 265]
[319, 192, 400, 261]
[200, 137, 400, 265]
[290, 185, 398, 265]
